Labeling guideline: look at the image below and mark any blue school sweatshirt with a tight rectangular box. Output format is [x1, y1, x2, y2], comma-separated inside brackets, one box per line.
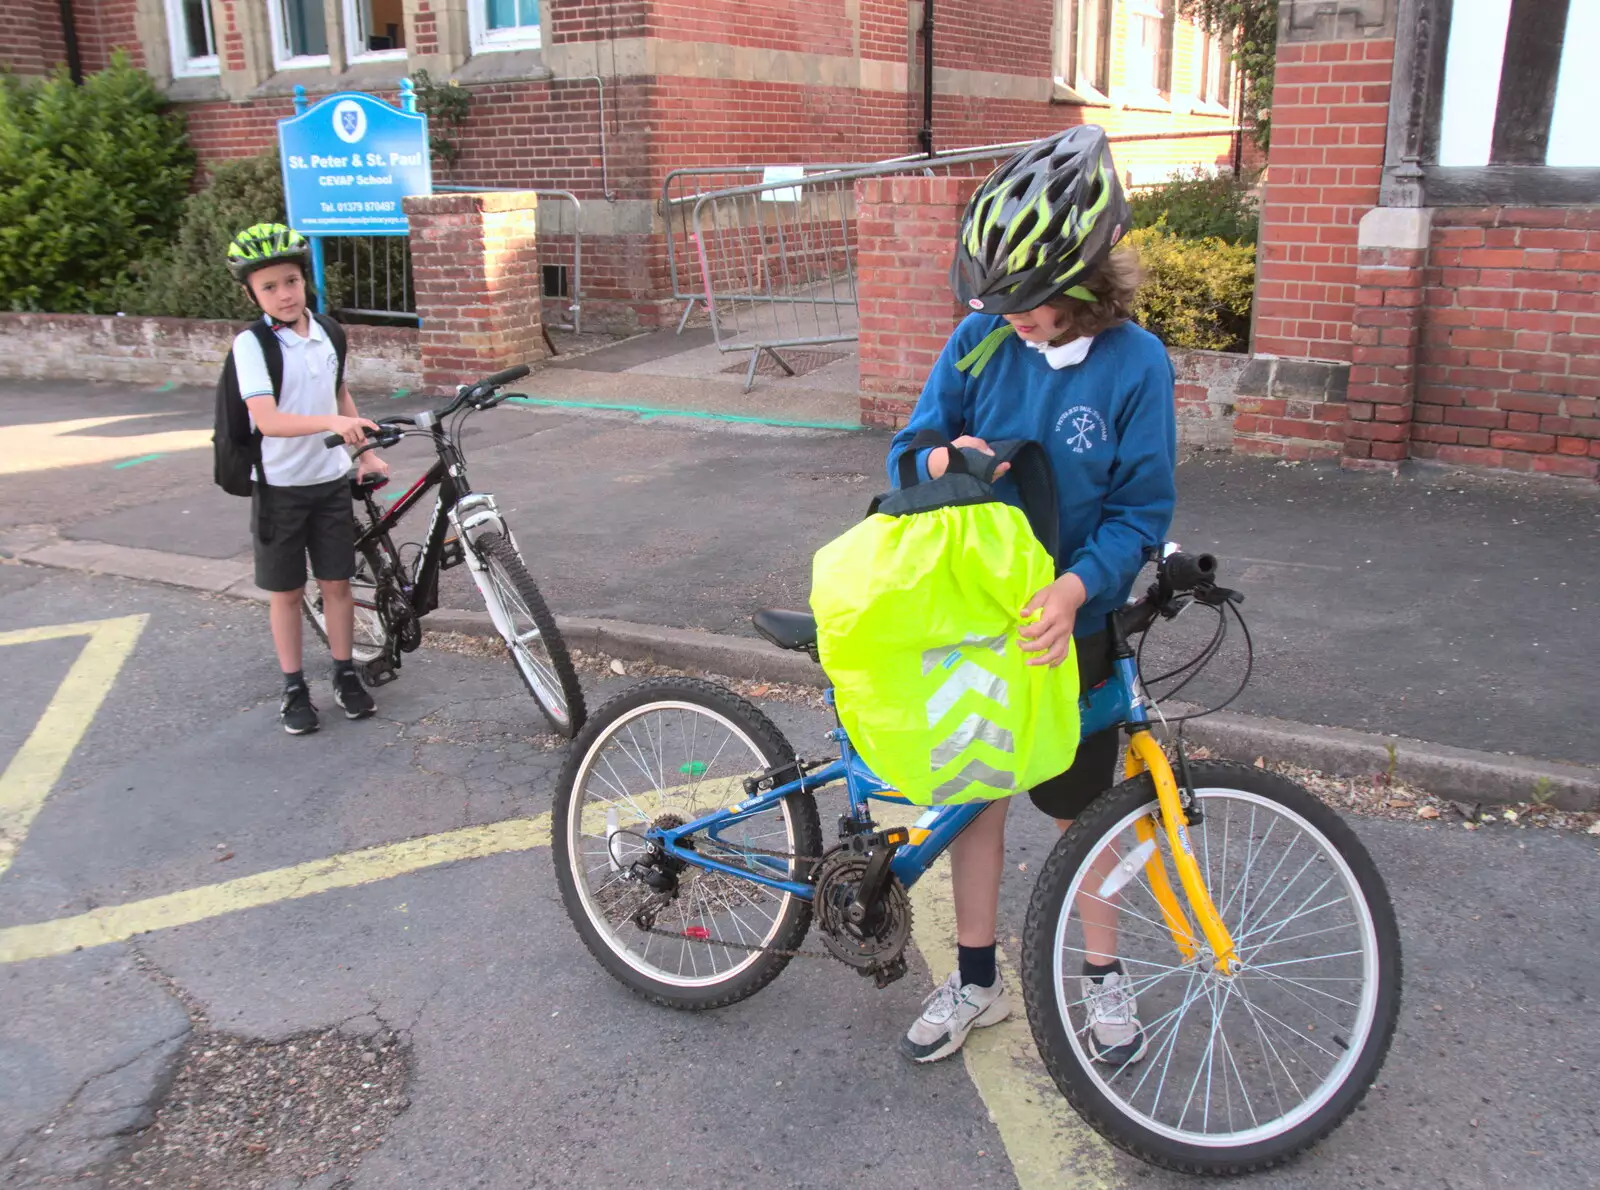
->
[887, 314, 1178, 637]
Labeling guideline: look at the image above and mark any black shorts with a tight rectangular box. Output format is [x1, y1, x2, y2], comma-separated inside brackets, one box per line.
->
[251, 478, 356, 592]
[1028, 630, 1121, 821]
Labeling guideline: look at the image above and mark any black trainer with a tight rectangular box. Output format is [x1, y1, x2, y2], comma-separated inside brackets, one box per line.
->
[334, 668, 376, 719]
[281, 684, 320, 735]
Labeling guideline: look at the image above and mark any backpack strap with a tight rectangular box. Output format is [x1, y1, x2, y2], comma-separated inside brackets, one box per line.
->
[313, 312, 348, 392]
[243, 320, 283, 488]
[983, 440, 1061, 566]
[895, 428, 970, 490]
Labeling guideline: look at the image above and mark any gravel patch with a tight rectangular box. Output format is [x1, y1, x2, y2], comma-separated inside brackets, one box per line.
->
[101, 1027, 411, 1190]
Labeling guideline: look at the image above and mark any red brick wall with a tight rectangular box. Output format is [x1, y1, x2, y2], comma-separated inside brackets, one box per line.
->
[1412, 207, 1600, 479]
[855, 174, 981, 428]
[0, 0, 62, 74]
[1253, 38, 1393, 361]
[75, 0, 142, 72]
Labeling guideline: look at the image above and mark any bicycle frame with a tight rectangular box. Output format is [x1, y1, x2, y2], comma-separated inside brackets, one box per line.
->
[653, 637, 1241, 972]
[357, 455, 462, 618]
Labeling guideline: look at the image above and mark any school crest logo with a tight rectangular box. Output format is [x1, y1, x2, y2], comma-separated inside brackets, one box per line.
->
[333, 99, 367, 145]
[1056, 405, 1108, 454]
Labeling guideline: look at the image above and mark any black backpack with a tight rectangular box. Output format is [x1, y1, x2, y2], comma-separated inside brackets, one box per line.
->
[213, 313, 349, 496]
[873, 429, 1063, 569]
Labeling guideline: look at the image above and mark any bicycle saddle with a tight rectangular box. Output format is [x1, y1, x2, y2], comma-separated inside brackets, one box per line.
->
[752, 609, 817, 652]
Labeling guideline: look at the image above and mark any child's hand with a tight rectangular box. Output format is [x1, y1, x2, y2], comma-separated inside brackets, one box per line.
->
[1020, 573, 1088, 667]
[327, 415, 378, 446]
[356, 452, 389, 480]
[927, 436, 1012, 479]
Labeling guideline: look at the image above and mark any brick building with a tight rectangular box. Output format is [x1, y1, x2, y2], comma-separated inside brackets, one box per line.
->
[2, 0, 1245, 326]
[1248, 0, 1599, 478]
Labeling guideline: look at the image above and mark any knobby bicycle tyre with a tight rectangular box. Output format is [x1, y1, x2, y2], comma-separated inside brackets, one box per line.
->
[473, 530, 586, 738]
[1020, 760, 1402, 1175]
[553, 677, 822, 1011]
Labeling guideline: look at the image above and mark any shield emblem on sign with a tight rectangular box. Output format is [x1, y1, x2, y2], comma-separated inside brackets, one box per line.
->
[341, 109, 360, 137]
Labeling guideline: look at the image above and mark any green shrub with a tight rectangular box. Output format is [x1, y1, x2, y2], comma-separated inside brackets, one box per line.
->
[0, 54, 194, 313]
[1127, 223, 1256, 353]
[1128, 167, 1259, 245]
[117, 150, 287, 321]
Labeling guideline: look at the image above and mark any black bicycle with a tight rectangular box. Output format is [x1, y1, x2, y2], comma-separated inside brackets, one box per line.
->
[302, 365, 587, 738]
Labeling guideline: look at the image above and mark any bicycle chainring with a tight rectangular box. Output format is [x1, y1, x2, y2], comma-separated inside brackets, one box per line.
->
[376, 584, 422, 653]
[813, 849, 912, 985]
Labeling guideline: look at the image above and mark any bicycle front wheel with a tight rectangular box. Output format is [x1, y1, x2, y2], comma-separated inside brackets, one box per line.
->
[473, 530, 586, 737]
[1021, 760, 1401, 1175]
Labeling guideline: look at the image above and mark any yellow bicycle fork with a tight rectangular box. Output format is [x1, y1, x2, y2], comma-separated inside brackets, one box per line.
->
[1123, 731, 1238, 974]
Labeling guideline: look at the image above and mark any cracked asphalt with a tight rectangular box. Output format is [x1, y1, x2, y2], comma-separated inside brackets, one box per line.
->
[2, 569, 1598, 1189]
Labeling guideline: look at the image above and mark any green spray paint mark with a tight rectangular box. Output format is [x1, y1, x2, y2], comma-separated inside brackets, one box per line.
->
[679, 761, 709, 777]
[112, 454, 164, 469]
[389, 388, 412, 400]
[153, 381, 177, 392]
[502, 396, 861, 433]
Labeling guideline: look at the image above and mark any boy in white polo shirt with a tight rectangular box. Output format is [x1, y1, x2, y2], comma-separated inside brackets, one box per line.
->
[225, 223, 389, 735]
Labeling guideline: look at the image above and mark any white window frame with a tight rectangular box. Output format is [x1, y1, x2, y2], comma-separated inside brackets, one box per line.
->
[267, 0, 333, 70]
[342, 0, 408, 63]
[470, 0, 543, 53]
[1192, 26, 1232, 114]
[1054, 0, 1112, 103]
[166, 0, 219, 78]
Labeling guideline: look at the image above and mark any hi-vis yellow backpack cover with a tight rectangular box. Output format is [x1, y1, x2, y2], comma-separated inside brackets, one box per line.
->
[810, 435, 1080, 805]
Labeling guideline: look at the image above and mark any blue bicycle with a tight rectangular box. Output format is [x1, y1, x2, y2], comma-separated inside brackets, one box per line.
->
[552, 551, 1401, 1174]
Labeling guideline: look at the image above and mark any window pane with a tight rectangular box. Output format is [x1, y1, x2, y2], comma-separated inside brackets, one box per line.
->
[488, 0, 540, 30]
[355, 0, 406, 51]
[1078, 0, 1106, 91]
[282, 0, 328, 56]
[181, 0, 214, 59]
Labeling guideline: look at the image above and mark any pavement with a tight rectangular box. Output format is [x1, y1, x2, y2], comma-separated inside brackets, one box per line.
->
[1, 567, 1597, 1190]
[0, 329, 1596, 796]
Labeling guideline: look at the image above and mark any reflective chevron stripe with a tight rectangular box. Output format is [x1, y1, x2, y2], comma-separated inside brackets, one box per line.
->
[930, 759, 1016, 802]
[925, 660, 1009, 727]
[930, 712, 1016, 769]
[921, 633, 1008, 676]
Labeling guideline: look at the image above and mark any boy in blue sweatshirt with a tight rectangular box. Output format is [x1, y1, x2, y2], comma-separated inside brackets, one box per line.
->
[892, 127, 1176, 1065]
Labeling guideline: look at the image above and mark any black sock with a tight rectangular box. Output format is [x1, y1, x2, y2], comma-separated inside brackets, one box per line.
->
[333, 658, 356, 680]
[958, 943, 997, 989]
[283, 669, 306, 691]
[1083, 958, 1123, 983]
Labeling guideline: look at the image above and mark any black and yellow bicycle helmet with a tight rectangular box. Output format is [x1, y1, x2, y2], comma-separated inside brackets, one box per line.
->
[951, 125, 1129, 314]
[226, 222, 311, 284]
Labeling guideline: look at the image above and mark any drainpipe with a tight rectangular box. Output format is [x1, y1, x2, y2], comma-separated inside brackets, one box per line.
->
[58, 0, 83, 83]
[918, 0, 934, 156]
[561, 75, 617, 202]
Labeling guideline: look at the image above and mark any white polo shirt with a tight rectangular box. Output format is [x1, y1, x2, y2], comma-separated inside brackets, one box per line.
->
[234, 316, 352, 488]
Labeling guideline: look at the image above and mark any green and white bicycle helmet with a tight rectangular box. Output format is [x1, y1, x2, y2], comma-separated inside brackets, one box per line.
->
[951, 125, 1129, 314]
[226, 222, 311, 283]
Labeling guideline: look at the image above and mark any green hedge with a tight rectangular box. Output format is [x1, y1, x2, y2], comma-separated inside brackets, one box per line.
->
[1128, 167, 1259, 245]
[1127, 223, 1256, 353]
[117, 151, 288, 321]
[0, 54, 194, 313]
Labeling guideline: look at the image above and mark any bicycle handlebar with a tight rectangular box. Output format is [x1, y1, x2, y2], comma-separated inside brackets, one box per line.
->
[1160, 551, 1217, 592]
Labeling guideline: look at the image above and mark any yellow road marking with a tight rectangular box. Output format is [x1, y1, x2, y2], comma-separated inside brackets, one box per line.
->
[0, 415, 212, 475]
[0, 813, 552, 964]
[881, 804, 1121, 1190]
[0, 616, 149, 878]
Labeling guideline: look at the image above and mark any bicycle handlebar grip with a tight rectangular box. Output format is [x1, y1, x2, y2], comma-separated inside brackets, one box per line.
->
[480, 364, 530, 389]
[322, 433, 346, 448]
[1162, 551, 1218, 591]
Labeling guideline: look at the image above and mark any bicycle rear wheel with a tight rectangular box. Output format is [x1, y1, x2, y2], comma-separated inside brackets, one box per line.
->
[473, 530, 586, 737]
[552, 677, 821, 1010]
[303, 547, 389, 669]
[1021, 760, 1401, 1175]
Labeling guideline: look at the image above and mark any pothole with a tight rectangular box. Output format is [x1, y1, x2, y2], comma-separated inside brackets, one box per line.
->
[102, 1026, 411, 1190]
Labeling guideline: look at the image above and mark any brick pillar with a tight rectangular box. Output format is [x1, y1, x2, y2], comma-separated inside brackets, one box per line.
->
[856, 175, 981, 429]
[1343, 207, 1431, 471]
[1252, 3, 1395, 362]
[404, 191, 547, 396]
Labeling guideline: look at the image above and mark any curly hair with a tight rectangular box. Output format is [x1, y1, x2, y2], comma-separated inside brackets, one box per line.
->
[1045, 245, 1144, 343]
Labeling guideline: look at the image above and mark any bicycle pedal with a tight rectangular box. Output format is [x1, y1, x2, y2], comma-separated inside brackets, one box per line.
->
[362, 661, 400, 687]
[440, 538, 465, 570]
[871, 956, 908, 989]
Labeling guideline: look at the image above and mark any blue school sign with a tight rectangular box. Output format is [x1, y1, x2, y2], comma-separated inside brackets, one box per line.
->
[278, 83, 431, 237]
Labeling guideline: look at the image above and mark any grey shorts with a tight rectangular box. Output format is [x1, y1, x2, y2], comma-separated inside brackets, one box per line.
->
[1028, 630, 1121, 821]
[251, 478, 356, 592]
